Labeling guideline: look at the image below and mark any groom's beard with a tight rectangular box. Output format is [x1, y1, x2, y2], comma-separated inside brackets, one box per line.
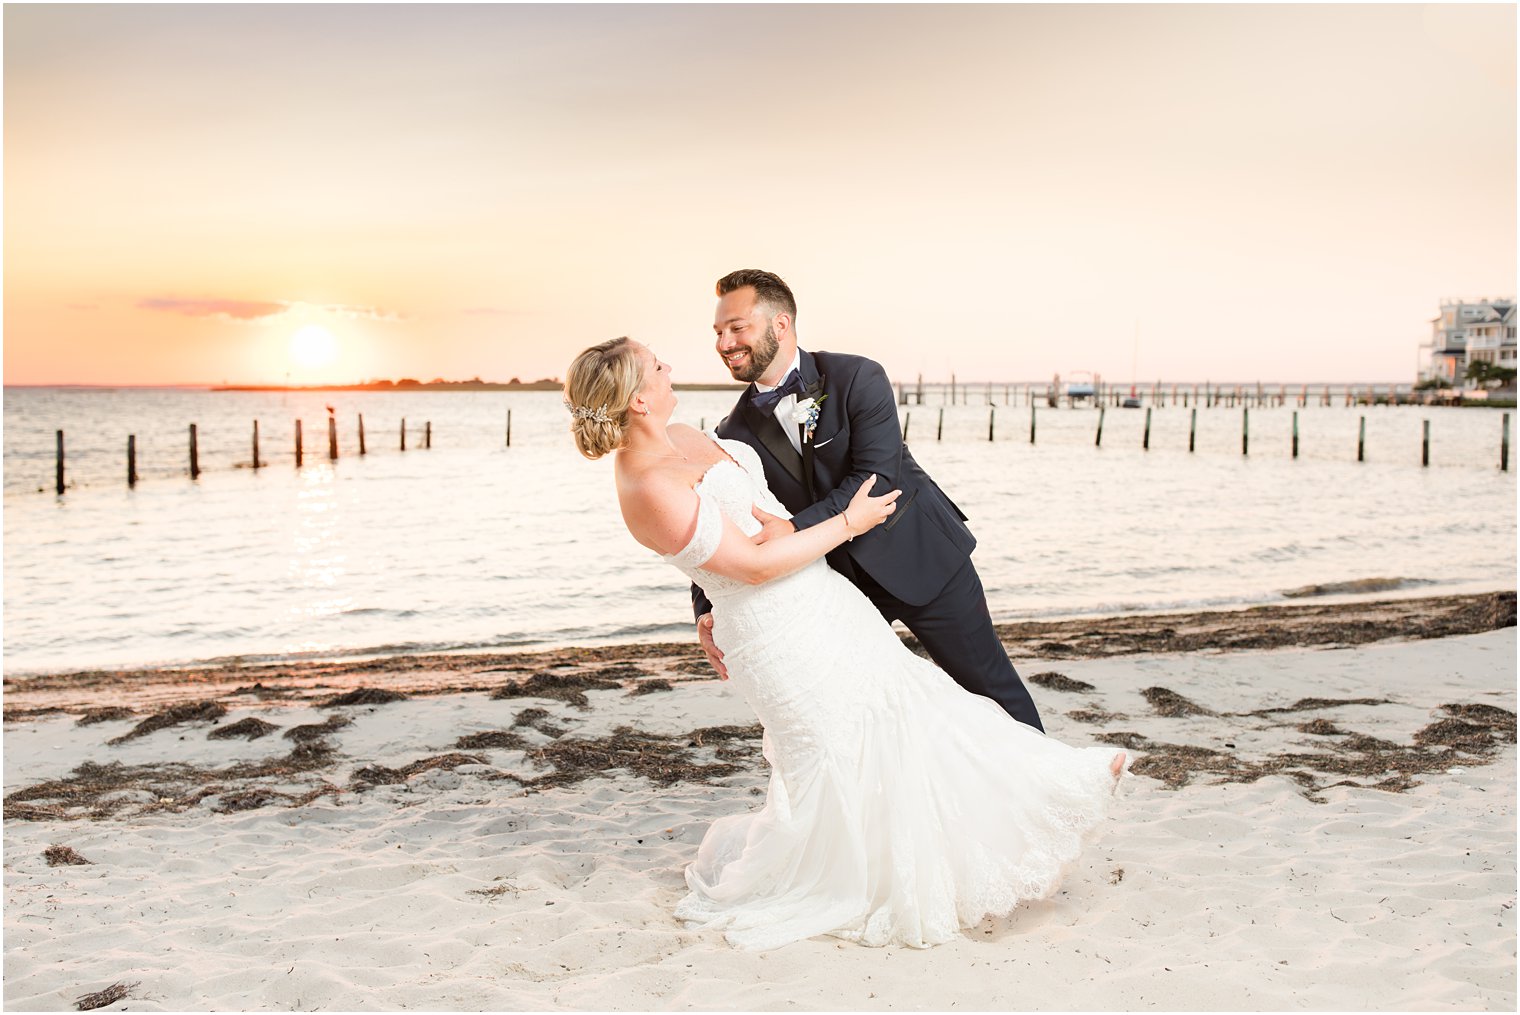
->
[724, 323, 780, 383]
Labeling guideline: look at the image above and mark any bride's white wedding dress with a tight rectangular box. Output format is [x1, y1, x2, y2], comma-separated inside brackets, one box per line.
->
[664, 435, 1126, 950]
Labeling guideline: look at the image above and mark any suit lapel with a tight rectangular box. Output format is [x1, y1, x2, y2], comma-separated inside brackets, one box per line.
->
[740, 387, 805, 486]
[797, 351, 825, 501]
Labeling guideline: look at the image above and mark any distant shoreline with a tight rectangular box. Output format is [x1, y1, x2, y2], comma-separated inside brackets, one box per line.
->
[211, 381, 747, 393]
[1, 382, 747, 392]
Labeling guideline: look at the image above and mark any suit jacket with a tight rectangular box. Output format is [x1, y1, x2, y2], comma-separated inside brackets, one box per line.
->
[691, 348, 975, 619]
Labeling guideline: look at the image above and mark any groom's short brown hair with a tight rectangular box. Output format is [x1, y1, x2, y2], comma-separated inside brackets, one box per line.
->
[716, 269, 797, 323]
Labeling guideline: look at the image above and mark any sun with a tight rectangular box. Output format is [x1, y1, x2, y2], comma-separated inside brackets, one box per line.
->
[289, 324, 340, 370]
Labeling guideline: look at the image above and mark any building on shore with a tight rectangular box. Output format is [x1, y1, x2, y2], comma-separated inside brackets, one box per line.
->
[1420, 297, 1516, 385]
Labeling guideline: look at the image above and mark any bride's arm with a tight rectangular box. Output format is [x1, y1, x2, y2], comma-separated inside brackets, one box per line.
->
[628, 474, 900, 586]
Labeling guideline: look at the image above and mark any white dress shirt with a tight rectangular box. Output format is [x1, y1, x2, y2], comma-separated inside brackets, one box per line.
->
[753, 349, 805, 455]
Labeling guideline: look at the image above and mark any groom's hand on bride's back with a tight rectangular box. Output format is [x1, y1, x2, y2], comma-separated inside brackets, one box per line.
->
[697, 613, 728, 681]
[750, 506, 795, 544]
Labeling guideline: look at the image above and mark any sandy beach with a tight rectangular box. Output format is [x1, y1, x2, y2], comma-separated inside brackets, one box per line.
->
[4, 593, 1515, 1011]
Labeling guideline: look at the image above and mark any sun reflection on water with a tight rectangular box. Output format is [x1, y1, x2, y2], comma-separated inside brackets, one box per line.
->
[285, 465, 353, 643]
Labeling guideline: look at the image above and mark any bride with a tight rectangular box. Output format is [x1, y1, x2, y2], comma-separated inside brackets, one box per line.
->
[566, 336, 1128, 950]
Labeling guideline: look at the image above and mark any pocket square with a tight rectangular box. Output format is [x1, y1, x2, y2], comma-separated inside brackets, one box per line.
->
[811, 435, 837, 449]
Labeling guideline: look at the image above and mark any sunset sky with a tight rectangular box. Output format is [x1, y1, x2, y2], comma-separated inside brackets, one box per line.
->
[4, 4, 1514, 387]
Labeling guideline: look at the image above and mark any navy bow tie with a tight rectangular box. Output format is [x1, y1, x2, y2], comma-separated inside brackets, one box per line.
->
[750, 370, 806, 414]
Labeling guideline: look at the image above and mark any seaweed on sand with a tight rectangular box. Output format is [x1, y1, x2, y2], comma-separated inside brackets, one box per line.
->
[686, 724, 764, 746]
[1141, 687, 1218, 718]
[1436, 703, 1516, 742]
[521, 726, 743, 792]
[1029, 672, 1094, 693]
[319, 687, 407, 708]
[284, 714, 352, 742]
[455, 730, 530, 751]
[583, 662, 651, 680]
[350, 753, 486, 789]
[1413, 719, 1503, 753]
[208, 717, 280, 741]
[75, 707, 135, 726]
[510, 708, 567, 738]
[1068, 708, 1126, 725]
[5, 742, 341, 821]
[629, 679, 674, 696]
[75, 981, 139, 1011]
[491, 672, 623, 709]
[107, 700, 227, 745]
[1248, 697, 1389, 716]
[1100, 705, 1503, 802]
[44, 845, 93, 866]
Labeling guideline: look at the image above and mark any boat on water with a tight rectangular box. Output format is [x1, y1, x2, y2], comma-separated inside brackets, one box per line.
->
[1064, 370, 1096, 401]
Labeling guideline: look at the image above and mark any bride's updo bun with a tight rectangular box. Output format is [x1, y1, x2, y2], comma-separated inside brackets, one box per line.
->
[565, 336, 644, 460]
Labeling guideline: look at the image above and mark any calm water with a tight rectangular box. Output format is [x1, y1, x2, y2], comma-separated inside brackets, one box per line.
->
[4, 387, 1515, 675]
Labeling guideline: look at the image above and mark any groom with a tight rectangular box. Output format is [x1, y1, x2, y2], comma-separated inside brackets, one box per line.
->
[692, 268, 1044, 732]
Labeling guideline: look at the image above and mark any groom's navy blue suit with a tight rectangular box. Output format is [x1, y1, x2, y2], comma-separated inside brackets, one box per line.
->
[692, 348, 1044, 731]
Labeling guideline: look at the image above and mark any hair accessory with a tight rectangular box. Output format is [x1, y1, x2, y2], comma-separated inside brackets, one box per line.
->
[564, 400, 614, 424]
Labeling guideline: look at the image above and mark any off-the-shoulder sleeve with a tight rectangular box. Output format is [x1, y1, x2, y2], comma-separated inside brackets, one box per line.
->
[666, 484, 723, 570]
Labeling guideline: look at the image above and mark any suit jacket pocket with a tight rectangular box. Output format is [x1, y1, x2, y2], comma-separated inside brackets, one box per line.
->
[882, 487, 917, 532]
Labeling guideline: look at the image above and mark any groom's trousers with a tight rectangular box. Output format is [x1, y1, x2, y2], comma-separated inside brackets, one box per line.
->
[850, 557, 1045, 733]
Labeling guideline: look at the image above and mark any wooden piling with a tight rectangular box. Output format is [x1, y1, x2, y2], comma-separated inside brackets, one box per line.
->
[55, 430, 65, 494]
[252, 420, 262, 469]
[1029, 404, 1036, 444]
[1291, 411, 1299, 458]
[189, 423, 200, 479]
[1357, 416, 1366, 462]
[1095, 406, 1105, 447]
[400, 418, 406, 452]
[936, 408, 944, 441]
[1143, 407, 1152, 449]
[425, 421, 432, 449]
[1189, 408, 1197, 452]
[504, 410, 510, 448]
[359, 414, 367, 455]
[903, 412, 911, 441]
[987, 408, 995, 442]
[949, 374, 956, 405]
[295, 420, 303, 467]
[1503, 413, 1510, 471]
[327, 417, 338, 460]
[1241, 409, 1248, 456]
[1422, 419, 1430, 467]
[127, 434, 137, 488]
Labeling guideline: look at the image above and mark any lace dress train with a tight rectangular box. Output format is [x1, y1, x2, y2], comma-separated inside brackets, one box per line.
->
[664, 437, 1125, 950]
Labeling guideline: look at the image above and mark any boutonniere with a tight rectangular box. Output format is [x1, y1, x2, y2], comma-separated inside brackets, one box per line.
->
[790, 394, 827, 444]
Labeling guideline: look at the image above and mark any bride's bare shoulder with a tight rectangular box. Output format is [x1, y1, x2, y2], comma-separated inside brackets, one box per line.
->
[616, 465, 702, 556]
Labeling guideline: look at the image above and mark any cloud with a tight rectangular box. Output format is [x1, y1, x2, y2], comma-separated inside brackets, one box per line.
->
[138, 297, 286, 320]
[137, 297, 406, 323]
[315, 303, 406, 322]
[462, 307, 523, 317]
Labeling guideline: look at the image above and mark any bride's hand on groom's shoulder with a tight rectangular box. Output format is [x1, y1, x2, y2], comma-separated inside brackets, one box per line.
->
[749, 506, 795, 545]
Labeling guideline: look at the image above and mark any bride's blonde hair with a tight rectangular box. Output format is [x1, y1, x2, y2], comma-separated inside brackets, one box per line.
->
[565, 336, 644, 460]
